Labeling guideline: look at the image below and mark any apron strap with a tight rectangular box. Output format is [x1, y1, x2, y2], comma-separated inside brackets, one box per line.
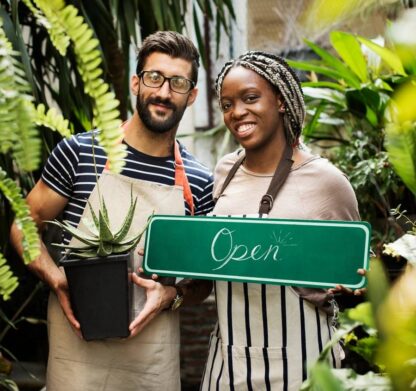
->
[104, 129, 194, 215]
[213, 150, 245, 204]
[258, 143, 293, 215]
[174, 141, 194, 216]
[214, 144, 294, 216]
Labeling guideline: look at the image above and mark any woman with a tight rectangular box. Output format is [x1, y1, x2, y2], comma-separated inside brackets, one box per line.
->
[201, 51, 361, 390]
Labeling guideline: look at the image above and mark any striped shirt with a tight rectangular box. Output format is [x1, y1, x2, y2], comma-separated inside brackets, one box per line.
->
[42, 131, 214, 245]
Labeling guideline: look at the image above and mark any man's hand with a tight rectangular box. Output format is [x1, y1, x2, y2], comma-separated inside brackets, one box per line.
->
[129, 273, 176, 337]
[53, 272, 82, 338]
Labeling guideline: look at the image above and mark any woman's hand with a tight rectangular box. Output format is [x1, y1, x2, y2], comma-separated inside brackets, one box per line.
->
[327, 268, 367, 296]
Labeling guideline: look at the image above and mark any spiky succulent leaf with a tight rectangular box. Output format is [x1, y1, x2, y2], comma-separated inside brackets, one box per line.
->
[87, 200, 99, 229]
[101, 197, 110, 226]
[97, 241, 112, 257]
[82, 217, 99, 237]
[98, 209, 114, 242]
[46, 220, 99, 246]
[69, 250, 101, 259]
[0, 168, 40, 264]
[0, 253, 19, 301]
[114, 195, 138, 243]
[51, 243, 97, 251]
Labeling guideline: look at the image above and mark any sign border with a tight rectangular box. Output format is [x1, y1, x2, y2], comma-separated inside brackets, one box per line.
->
[143, 215, 371, 289]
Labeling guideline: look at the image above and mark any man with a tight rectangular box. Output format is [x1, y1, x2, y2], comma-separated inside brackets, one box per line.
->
[11, 31, 214, 390]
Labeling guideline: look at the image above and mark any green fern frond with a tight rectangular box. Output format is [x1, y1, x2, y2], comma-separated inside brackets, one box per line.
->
[29, 0, 127, 173]
[23, 0, 70, 55]
[0, 21, 41, 172]
[35, 103, 72, 138]
[0, 253, 19, 301]
[0, 168, 40, 264]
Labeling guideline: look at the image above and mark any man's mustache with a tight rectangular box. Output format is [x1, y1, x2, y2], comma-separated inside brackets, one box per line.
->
[147, 97, 176, 110]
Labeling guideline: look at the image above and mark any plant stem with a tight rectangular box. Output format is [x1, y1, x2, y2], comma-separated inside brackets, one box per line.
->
[0, 282, 43, 344]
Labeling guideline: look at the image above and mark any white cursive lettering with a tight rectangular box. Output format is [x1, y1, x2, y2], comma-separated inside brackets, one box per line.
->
[210, 228, 283, 271]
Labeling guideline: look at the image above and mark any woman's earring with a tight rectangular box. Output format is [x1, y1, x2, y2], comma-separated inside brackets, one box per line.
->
[279, 106, 285, 113]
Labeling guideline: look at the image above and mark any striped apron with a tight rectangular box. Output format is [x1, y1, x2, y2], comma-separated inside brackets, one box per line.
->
[201, 147, 342, 390]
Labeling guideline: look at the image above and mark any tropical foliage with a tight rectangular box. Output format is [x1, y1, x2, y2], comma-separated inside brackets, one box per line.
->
[294, 5, 416, 390]
[288, 24, 416, 249]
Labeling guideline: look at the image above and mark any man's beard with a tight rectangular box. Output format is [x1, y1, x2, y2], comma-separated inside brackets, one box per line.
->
[136, 95, 187, 134]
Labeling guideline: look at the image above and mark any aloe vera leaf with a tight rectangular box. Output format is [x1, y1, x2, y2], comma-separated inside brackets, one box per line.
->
[68, 250, 100, 259]
[51, 243, 97, 250]
[112, 242, 138, 253]
[98, 210, 114, 242]
[46, 220, 98, 246]
[97, 240, 112, 256]
[82, 217, 99, 236]
[117, 214, 152, 248]
[101, 197, 110, 225]
[114, 195, 138, 243]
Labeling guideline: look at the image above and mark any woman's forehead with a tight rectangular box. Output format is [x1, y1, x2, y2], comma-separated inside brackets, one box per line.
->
[221, 66, 274, 96]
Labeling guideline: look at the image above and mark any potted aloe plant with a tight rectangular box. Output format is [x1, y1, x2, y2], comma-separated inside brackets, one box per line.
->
[48, 191, 149, 341]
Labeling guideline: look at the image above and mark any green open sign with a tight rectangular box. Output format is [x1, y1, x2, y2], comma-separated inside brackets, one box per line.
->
[143, 215, 371, 289]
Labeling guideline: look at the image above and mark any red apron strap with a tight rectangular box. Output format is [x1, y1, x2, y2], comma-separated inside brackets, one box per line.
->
[174, 141, 195, 216]
[104, 128, 194, 215]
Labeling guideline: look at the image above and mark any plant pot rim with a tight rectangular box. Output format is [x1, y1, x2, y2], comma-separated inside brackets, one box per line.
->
[59, 252, 132, 267]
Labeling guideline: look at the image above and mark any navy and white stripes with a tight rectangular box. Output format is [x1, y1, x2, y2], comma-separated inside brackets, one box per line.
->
[42, 132, 214, 244]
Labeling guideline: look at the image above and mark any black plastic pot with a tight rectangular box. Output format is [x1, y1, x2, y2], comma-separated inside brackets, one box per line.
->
[60, 252, 133, 341]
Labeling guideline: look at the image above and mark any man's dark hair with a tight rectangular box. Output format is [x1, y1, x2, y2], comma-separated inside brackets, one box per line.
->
[136, 31, 200, 84]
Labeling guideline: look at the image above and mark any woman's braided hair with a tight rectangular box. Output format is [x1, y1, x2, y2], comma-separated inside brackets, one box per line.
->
[215, 51, 305, 146]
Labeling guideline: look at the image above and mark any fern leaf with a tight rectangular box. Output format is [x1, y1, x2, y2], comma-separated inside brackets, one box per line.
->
[29, 0, 127, 173]
[27, 0, 70, 55]
[0, 168, 40, 264]
[35, 103, 72, 138]
[0, 253, 19, 300]
[0, 22, 41, 172]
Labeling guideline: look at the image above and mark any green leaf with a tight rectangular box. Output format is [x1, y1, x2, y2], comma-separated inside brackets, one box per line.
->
[330, 31, 368, 83]
[98, 209, 114, 242]
[357, 36, 406, 76]
[287, 59, 349, 83]
[0, 167, 40, 263]
[301, 81, 346, 92]
[367, 259, 390, 335]
[114, 193, 138, 243]
[385, 122, 416, 196]
[47, 220, 99, 246]
[0, 21, 41, 171]
[303, 86, 346, 106]
[304, 361, 344, 391]
[0, 253, 19, 301]
[305, 39, 361, 88]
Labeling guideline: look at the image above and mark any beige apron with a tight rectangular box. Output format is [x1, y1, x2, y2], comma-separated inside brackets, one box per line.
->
[46, 143, 191, 390]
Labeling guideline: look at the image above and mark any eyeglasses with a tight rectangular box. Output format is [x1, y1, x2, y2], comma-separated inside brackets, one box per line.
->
[138, 71, 195, 94]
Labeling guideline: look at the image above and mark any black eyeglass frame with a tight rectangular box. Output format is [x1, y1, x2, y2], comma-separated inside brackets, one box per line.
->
[138, 71, 195, 94]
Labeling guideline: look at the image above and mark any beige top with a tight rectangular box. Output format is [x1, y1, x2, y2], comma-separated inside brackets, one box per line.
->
[214, 151, 360, 221]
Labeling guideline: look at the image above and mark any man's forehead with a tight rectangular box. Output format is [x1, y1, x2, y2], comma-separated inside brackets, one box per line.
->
[142, 52, 193, 77]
